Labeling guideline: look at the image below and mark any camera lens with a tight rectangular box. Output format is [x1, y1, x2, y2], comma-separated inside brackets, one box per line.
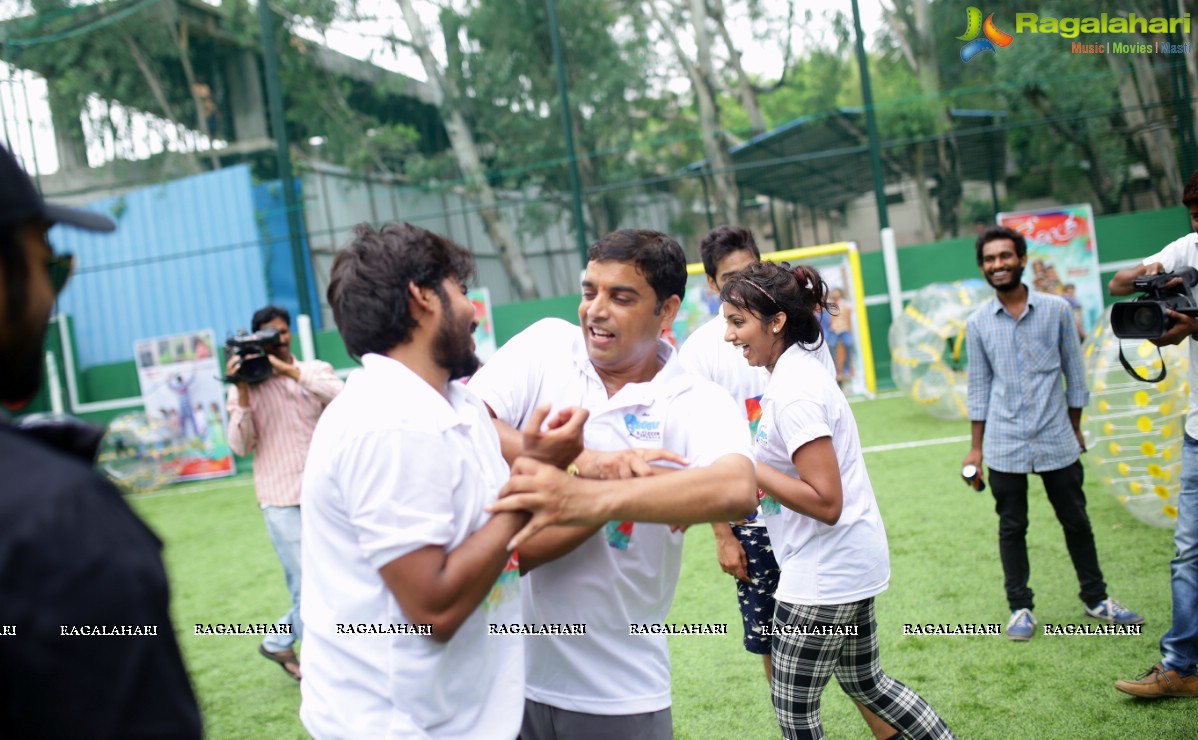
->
[1132, 305, 1158, 331]
[240, 355, 273, 384]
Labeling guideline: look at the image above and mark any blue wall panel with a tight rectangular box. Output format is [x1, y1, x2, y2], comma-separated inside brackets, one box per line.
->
[252, 179, 322, 330]
[51, 165, 269, 368]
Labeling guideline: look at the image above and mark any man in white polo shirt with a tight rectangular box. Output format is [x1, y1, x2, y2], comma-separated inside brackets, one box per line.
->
[470, 228, 758, 740]
[298, 222, 585, 739]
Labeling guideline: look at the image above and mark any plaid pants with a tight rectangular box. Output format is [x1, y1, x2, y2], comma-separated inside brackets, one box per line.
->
[771, 598, 954, 740]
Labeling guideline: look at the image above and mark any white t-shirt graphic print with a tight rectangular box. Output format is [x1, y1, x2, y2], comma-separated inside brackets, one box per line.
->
[470, 318, 753, 714]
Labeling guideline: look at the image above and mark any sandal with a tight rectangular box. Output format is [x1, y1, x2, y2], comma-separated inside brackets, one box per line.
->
[258, 644, 301, 681]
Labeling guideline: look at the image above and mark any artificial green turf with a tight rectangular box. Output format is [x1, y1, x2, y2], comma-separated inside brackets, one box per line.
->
[135, 477, 309, 739]
[131, 394, 1198, 739]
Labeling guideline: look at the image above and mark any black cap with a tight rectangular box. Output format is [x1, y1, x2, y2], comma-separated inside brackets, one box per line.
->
[0, 144, 115, 232]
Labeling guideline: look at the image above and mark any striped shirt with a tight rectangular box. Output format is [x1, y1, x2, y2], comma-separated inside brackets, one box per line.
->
[966, 290, 1089, 473]
[227, 360, 344, 507]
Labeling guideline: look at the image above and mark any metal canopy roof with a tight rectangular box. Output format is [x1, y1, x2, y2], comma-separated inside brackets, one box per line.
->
[690, 107, 1007, 210]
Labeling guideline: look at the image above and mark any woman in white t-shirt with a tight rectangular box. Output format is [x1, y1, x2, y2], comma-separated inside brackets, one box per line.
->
[720, 261, 955, 740]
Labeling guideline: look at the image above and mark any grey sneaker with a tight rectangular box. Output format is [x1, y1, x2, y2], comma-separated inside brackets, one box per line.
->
[1006, 608, 1036, 641]
[1085, 598, 1145, 625]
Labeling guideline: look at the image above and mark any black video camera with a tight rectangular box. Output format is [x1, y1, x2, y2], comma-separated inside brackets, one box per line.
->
[1111, 267, 1198, 339]
[224, 327, 281, 384]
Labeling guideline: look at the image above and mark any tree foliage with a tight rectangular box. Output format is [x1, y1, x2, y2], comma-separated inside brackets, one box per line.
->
[10, 0, 1192, 250]
[14, 0, 207, 171]
[457, 0, 672, 239]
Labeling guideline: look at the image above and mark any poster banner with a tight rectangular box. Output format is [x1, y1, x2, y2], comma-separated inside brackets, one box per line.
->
[134, 329, 236, 482]
[672, 243, 872, 396]
[997, 204, 1102, 338]
[469, 287, 498, 363]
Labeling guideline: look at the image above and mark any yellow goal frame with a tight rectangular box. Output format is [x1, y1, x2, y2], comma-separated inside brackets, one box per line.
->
[685, 241, 876, 395]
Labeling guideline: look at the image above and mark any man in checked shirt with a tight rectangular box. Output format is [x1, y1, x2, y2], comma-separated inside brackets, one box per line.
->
[227, 305, 344, 680]
[962, 226, 1143, 642]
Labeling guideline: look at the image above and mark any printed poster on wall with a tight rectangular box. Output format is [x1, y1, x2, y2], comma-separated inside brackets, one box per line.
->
[997, 204, 1103, 339]
[134, 329, 236, 482]
[469, 287, 498, 363]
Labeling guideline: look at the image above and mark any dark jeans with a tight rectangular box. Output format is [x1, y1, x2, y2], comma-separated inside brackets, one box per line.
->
[988, 460, 1107, 611]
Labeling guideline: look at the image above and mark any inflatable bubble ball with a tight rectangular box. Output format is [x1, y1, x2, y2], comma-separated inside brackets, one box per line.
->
[97, 412, 189, 493]
[1083, 308, 1185, 529]
[889, 279, 994, 420]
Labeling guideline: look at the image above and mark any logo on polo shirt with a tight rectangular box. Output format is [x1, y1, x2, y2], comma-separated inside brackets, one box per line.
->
[605, 520, 634, 550]
[624, 413, 662, 442]
[758, 487, 782, 517]
[745, 395, 763, 437]
[483, 552, 520, 611]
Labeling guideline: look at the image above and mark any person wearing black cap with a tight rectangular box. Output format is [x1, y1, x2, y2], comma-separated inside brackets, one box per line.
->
[0, 144, 202, 738]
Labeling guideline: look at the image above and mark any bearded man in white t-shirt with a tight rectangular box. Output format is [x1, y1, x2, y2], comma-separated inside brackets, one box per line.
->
[471, 228, 758, 740]
[298, 222, 586, 739]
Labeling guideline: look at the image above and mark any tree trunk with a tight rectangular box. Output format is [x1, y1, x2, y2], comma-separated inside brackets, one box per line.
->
[935, 135, 962, 238]
[1025, 91, 1122, 214]
[910, 146, 937, 240]
[692, 78, 740, 226]
[883, 0, 961, 237]
[1107, 45, 1181, 208]
[119, 29, 202, 174]
[913, 0, 960, 237]
[688, 0, 740, 224]
[709, 0, 766, 134]
[648, 0, 738, 225]
[569, 108, 613, 239]
[1165, 0, 1198, 172]
[397, 0, 540, 300]
[168, 22, 222, 170]
[46, 86, 89, 173]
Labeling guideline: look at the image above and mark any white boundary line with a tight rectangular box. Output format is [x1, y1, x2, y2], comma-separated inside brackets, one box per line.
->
[131, 478, 252, 500]
[130, 433, 972, 502]
[861, 435, 971, 454]
[849, 389, 906, 403]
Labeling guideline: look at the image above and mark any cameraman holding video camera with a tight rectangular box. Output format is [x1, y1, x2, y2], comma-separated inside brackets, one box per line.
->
[226, 305, 343, 681]
[1108, 171, 1198, 699]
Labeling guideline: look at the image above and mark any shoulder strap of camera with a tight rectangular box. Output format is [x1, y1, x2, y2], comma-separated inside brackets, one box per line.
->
[1117, 341, 1166, 383]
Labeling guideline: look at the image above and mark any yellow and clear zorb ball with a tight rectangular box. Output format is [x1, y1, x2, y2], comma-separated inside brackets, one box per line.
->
[97, 412, 188, 493]
[889, 279, 994, 420]
[1083, 307, 1185, 529]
